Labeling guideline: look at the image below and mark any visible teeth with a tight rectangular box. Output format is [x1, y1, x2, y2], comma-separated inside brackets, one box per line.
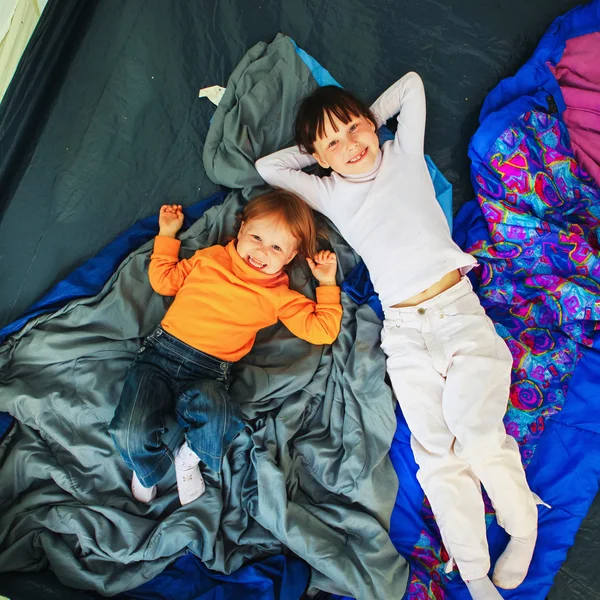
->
[349, 149, 366, 163]
[248, 256, 265, 268]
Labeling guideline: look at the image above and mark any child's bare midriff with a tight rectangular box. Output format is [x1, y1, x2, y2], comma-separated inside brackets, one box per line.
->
[391, 269, 461, 308]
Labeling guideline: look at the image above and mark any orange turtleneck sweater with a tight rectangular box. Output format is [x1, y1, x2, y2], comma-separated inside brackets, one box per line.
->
[148, 237, 342, 362]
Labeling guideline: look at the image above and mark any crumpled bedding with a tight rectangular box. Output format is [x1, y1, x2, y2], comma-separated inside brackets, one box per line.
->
[0, 33, 407, 600]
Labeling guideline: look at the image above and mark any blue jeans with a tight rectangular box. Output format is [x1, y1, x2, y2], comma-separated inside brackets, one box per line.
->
[109, 326, 244, 488]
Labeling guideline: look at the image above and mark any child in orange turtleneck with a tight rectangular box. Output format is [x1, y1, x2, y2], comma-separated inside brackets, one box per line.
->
[109, 190, 342, 506]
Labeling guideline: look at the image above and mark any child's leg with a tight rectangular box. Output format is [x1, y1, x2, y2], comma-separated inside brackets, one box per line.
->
[440, 291, 538, 588]
[175, 378, 244, 474]
[173, 378, 243, 505]
[465, 578, 503, 600]
[109, 348, 176, 493]
[381, 321, 492, 582]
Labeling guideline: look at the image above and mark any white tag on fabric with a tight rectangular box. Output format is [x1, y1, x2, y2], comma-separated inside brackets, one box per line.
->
[198, 85, 226, 106]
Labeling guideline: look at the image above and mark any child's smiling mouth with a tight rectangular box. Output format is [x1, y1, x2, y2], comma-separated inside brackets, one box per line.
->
[347, 148, 367, 164]
[247, 255, 267, 270]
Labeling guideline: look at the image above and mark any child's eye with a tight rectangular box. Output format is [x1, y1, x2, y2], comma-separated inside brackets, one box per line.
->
[328, 140, 337, 148]
[349, 124, 357, 132]
[272, 245, 282, 252]
[252, 234, 261, 241]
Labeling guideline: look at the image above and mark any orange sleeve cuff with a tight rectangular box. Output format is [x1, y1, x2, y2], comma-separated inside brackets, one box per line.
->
[153, 235, 181, 256]
[315, 285, 341, 304]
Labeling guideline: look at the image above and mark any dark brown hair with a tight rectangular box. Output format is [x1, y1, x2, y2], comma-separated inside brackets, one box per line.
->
[240, 189, 317, 259]
[294, 86, 378, 155]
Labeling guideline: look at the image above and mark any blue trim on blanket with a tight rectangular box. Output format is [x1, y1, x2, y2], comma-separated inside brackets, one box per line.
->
[291, 39, 341, 88]
[0, 411, 13, 443]
[116, 553, 310, 600]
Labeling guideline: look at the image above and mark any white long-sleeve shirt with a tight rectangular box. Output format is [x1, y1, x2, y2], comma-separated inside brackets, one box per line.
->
[255, 72, 476, 308]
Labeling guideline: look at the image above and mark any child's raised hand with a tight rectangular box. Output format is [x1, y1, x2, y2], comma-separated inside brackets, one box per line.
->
[158, 204, 184, 238]
[307, 250, 337, 286]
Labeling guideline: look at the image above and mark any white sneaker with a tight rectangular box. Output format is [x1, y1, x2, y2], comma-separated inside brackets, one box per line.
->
[131, 471, 157, 503]
[174, 441, 206, 505]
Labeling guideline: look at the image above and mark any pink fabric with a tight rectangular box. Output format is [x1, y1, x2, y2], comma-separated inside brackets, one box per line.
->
[552, 32, 600, 187]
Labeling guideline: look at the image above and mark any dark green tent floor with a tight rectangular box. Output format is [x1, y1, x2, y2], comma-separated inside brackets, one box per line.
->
[0, 1, 597, 598]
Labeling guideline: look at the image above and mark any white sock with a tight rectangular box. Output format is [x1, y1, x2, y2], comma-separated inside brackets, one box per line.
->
[492, 528, 537, 589]
[174, 441, 206, 505]
[131, 471, 157, 503]
[465, 576, 503, 600]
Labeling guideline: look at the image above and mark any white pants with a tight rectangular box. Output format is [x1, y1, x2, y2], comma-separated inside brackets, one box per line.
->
[381, 278, 538, 580]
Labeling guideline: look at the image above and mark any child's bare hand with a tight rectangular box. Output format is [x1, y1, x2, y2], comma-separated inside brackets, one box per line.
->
[158, 204, 184, 238]
[307, 250, 337, 286]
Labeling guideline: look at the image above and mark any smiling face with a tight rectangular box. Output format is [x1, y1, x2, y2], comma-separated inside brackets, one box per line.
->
[311, 111, 380, 176]
[236, 214, 299, 275]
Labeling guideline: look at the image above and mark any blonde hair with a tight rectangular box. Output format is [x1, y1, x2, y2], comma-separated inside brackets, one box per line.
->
[240, 189, 317, 259]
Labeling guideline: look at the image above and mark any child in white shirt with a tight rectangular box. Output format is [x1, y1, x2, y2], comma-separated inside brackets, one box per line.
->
[255, 72, 540, 600]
